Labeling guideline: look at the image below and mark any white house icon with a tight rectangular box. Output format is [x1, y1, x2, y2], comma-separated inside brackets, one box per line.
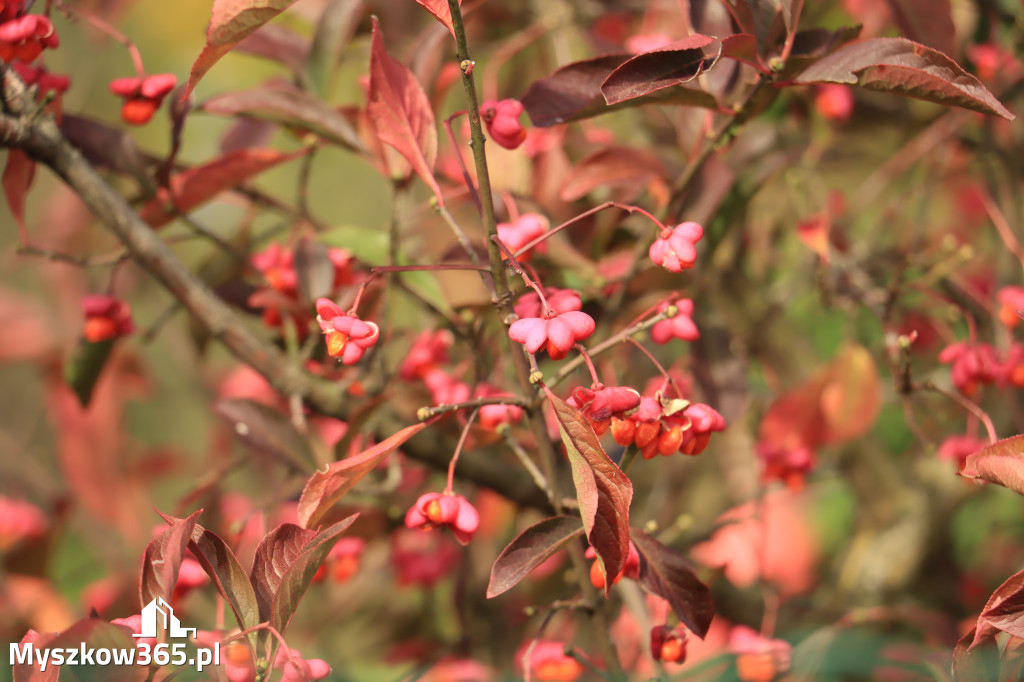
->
[134, 597, 197, 639]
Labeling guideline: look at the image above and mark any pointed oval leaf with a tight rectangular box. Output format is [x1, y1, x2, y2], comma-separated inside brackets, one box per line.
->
[139, 509, 202, 608]
[215, 398, 317, 473]
[601, 35, 720, 105]
[159, 511, 260, 635]
[487, 515, 585, 598]
[794, 37, 1015, 120]
[139, 148, 309, 228]
[249, 515, 358, 634]
[961, 434, 1024, 496]
[720, 33, 764, 71]
[982, 567, 1024, 640]
[298, 420, 432, 528]
[202, 85, 365, 152]
[185, 0, 301, 98]
[522, 54, 719, 127]
[368, 17, 442, 204]
[545, 388, 632, 595]
[630, 528, 714, 638]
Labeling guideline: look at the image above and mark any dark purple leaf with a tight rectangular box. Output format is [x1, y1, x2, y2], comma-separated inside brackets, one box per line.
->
[630, 528, 714, 638]
[250, 515, 358, 635]
[961, 434, 1024, 494]
[298, 420, 432, 528]
[215, 398, 317, 473]
[522, 55, 719, 128]
[777, 25, 862, 78]
[885, 0, 955, 58]
[721, 0, 785, 58]
[139, 509, 201, 608]
[159, 511, 260, 635]
[202, 84, 365, 152]
[546, 388, 632, 595]
[601, 35, 720, 105]
[794, 38, 1015, 120]
[487, 516, 585, 598]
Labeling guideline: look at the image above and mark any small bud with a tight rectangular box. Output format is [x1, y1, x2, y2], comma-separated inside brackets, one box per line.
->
[460, 59, 475, 75]
[417, 407, 432, 421]
[529, 370, 544, 384]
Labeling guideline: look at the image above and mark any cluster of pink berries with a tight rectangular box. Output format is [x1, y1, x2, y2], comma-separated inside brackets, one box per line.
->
[939, 340, 1024, 397]
[81, 294, 134, 343]
[109, 73, 177, 125]
[0, 4, 57, 64]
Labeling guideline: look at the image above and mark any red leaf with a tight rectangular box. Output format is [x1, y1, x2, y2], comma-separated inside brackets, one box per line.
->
[819, 343, 880, 445]
[522, 55, 719, 128]
[12, 630, 59, 682]
[560, 146, 666, 202]
[884, 0, 955, 58]
[961, 435, 1024, 495]
[630, 528, 715, 638]
[601, 35, 720, 105]
[720, 33, 764, 71]
[414, 0, 462, 38]
[139, 509, 202, 608]
[3, 149, 35, 242]
[138, 148, 308, 228]
[954, 568, 1024, 680]
[202, 84, 365, 152]
[185, 0, 300, 99]
[159, 511, 261, 635]
[486, 515, 585, 598]
[249, 515, 358, 635]
[759, 343, 880, 451]
[794, 37, 1015, 120]
[546, 388, 632, 595]
[368, 17, 443, 205]
[298, 420, 432, 528]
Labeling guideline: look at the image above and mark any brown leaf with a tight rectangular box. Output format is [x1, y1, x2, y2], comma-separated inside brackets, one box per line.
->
[546, 388, 632, 595]
[487, 516, 585, 598]
[794, 37, 1015, 120]
[631, 528, 714, 638]
[601, 35, 720, 105]
[522, 55, 719, 128]
[139, 510, 201, 608]
[961, 435, 1024, 495]
[202, 84, 365, 151]
[298, 420, 432, 528]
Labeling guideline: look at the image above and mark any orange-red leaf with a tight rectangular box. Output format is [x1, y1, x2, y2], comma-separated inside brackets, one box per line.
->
[185, 0, 300, 99]
[139, 148, 308, 228]
[298, 420, 432, 528]
[413, 0, 462, 38]
[368, 18, 442, 205]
